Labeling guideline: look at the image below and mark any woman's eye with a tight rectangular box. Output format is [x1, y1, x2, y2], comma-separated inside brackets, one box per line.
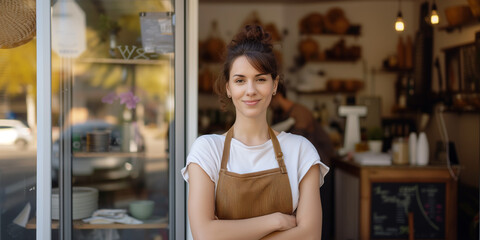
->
[235, 79, 244, 83]
[257, 78, 266, 82]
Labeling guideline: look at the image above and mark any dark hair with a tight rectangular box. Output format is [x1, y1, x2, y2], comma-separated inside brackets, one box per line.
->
[214, 24, 279, 111]
[276, 80, 287, 97]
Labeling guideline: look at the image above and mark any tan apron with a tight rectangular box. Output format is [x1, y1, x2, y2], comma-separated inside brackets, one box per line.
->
[215, 127, 293, 220]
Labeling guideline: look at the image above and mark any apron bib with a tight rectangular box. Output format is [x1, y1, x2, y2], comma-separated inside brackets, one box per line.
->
[215, 127, 293, 220]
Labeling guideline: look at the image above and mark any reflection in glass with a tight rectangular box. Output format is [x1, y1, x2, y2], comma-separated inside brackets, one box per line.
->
[0, 37, 37, 239]
[52, 0, 174, 239]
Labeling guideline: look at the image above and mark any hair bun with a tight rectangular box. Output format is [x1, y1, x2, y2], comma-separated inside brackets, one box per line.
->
[234, 24, 272, 46]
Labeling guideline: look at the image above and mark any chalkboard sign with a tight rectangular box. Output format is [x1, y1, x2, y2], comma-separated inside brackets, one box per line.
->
[371, 182, 446, 239]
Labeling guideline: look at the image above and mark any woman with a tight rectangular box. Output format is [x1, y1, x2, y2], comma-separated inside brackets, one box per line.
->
[181, 25, 329, 240]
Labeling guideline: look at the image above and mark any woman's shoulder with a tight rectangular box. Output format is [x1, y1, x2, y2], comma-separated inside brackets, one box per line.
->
[279, 132, 317, 152]
[191, 134, 225, 149]
[196, 133, 225, 141]
[279, 131, 309, 144]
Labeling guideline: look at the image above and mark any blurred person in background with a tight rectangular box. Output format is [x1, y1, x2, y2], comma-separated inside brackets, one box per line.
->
[270, 82, 336, 240]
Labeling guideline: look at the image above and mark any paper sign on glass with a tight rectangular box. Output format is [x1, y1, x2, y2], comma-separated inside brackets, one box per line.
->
[139, 12, 174, 54]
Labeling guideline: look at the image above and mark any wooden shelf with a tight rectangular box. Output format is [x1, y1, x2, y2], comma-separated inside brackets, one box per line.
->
[73, 152, 145, 158]
[26, 217, 168, 229]
[443, 107, 480, 114]
[306, 59, 361, 63]
[295, 89, 357, 95]
[300, 25, 361, 36]
[76, 58, 168, 65]
[378, 67, 413, 73]
[439, 20, 480, 33]
[301, 33, 360, 37]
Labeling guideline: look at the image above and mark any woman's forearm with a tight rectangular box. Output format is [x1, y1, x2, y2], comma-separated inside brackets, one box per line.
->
[260, 225, 321, 240]
[261, 166, 323, 240]
[188, 164, 297, 240]
[192, 213, 282, 240]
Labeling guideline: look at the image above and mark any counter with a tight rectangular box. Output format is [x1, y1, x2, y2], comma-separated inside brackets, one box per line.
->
[335, 159, 458, 240]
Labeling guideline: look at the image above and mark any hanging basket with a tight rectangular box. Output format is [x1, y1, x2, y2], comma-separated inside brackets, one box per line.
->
[0, 0, 36, 49]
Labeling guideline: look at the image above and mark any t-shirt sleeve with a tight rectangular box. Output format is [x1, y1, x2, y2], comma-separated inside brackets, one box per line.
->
[181, 136, 219, 184]
[297, 137, 330, 187]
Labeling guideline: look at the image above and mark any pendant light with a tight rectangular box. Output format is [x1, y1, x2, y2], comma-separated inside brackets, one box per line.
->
[430, 0, 439, 25]
[395, 0, 405, 32]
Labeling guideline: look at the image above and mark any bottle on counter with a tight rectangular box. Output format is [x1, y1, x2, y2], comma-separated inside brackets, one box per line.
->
[408, 132, 417, 165]
[392, 137, 409, 165]
[416, 132, 429, 166]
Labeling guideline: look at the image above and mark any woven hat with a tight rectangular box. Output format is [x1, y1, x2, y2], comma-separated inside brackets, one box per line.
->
[0, 0, 36, 49]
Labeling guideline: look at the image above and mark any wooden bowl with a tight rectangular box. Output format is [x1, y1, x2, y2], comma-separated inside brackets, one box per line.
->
[327, 79, 342, 91]
[300, 13, 324, 34]
[445, 5, 474, 26]
[298, 38, 319, 61]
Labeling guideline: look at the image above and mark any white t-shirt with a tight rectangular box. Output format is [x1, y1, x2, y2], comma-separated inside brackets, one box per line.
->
[181, 132, 330, 211]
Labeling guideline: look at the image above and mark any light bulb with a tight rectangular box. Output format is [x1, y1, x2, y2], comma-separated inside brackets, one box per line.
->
[430, 3, 439, 25]
[395, 11, 405, 32]
[395, 16, 405, 32]
[430, 10, 439, 24]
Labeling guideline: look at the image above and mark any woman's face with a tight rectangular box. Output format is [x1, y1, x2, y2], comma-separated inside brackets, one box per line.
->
[226, 56, 277, 121]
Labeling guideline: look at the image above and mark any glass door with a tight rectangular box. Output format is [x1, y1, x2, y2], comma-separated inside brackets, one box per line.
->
[46, 0, 186, 239]
[0, 1, 38, 239]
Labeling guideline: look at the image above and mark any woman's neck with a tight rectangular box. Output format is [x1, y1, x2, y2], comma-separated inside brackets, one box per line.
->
[232, 116, 270, 146]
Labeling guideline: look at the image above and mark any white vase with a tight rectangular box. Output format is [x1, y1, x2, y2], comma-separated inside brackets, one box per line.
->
[368, 140, 383, 153]
[408, 132, 417, 165]
[416, 132, 429, 166]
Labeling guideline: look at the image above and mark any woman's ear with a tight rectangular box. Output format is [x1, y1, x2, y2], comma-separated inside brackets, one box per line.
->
[273, 76, 279, 93]
[226, 82, 231, 97]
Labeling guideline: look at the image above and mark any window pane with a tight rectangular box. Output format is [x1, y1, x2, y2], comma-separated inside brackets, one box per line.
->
[51, 1, 175, 239]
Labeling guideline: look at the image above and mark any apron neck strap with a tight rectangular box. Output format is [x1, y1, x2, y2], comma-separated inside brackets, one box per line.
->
[221, 126, 287, 174]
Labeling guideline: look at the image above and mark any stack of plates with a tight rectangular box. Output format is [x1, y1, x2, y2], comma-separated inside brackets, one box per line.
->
[52, 187, 99, 220]
[86, 131, 110, 152]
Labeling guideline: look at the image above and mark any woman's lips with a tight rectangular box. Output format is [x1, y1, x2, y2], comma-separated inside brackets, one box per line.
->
[243, 100, 260, 106]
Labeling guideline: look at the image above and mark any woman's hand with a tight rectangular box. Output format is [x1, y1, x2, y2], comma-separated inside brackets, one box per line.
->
[272, 212, 297, 231]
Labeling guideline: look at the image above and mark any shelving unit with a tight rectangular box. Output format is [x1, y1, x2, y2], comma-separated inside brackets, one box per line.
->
[26, 217, 168, 229]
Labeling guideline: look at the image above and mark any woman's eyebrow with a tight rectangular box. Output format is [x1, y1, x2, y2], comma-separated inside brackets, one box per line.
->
[232, 73, 268, 78]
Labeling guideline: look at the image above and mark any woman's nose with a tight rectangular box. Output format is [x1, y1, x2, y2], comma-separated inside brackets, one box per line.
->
[245, 80, 257, 96]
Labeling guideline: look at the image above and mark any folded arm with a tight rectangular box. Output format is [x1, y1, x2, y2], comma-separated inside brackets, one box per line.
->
[261, 165, 323, 240]
[187, 163, 296, 240]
